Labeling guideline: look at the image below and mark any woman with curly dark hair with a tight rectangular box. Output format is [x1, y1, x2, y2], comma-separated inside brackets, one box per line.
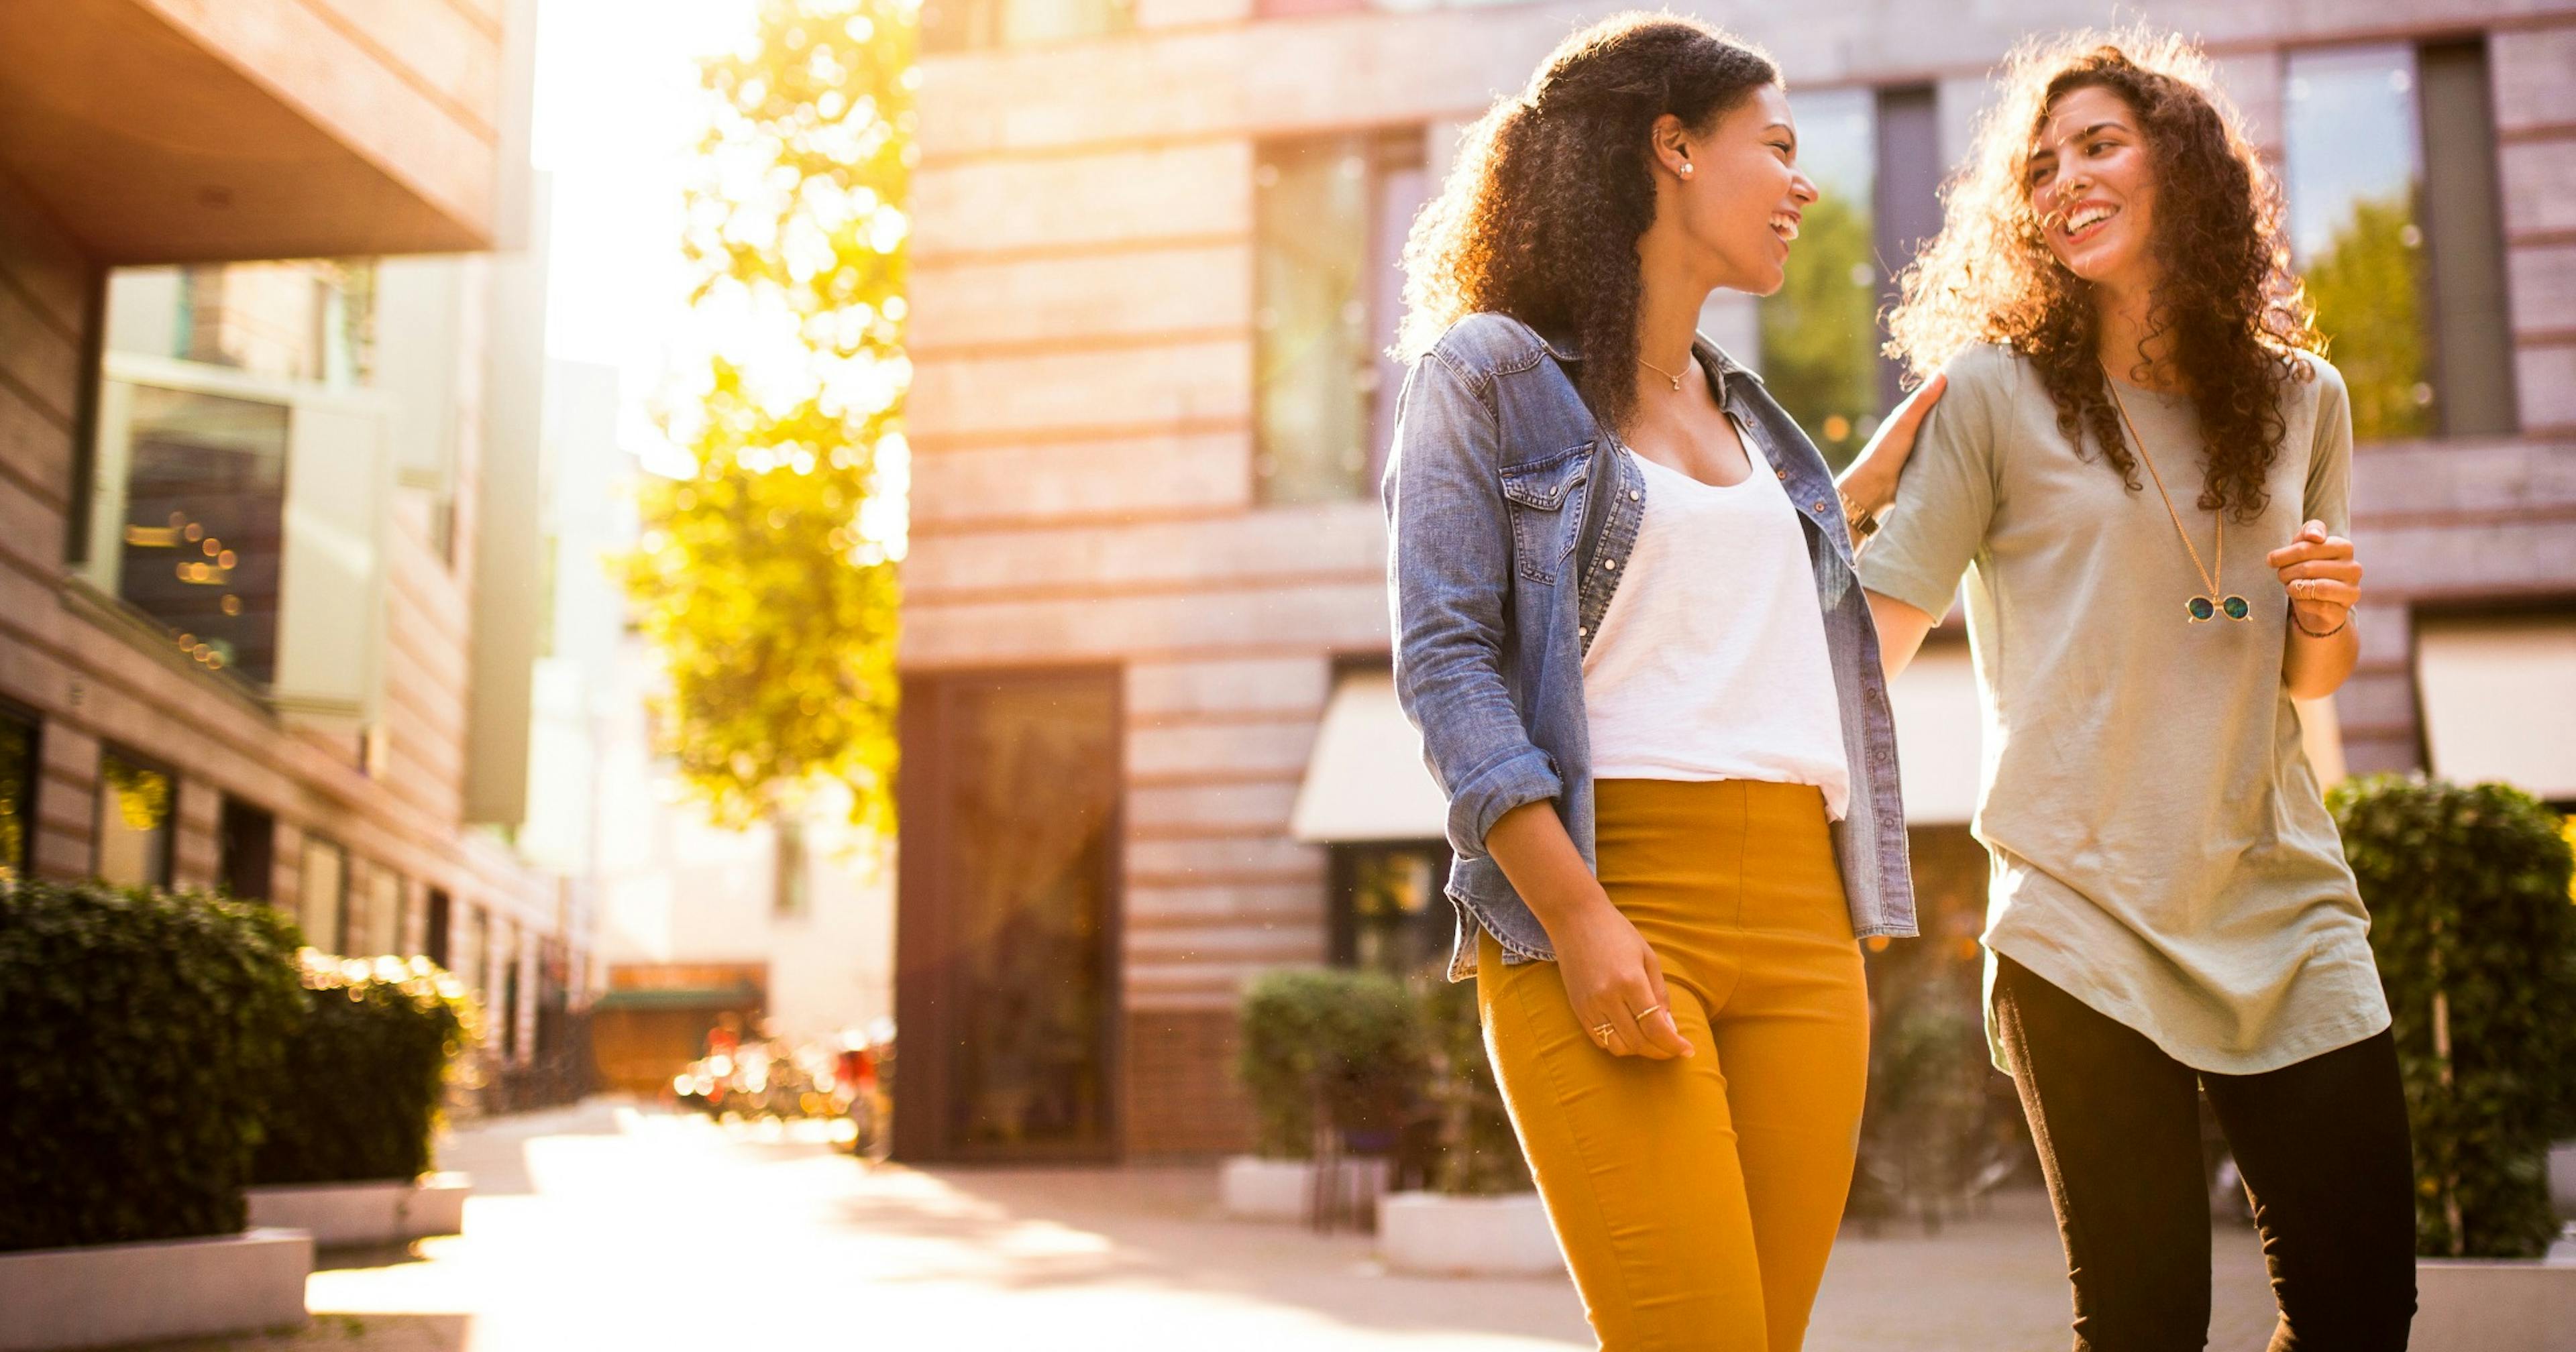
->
[1385, 13, 1941, 1348]
[1854, 32, 2414, 1351]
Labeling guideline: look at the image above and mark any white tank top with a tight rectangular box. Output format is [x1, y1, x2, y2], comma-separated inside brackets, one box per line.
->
[1582, 430, 1852, 820]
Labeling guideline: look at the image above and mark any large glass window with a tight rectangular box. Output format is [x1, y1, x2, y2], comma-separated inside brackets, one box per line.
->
[0, 709, 36, 883]
[94, 747, 174, 890]
[90, 387, 290, 685]
[1760, 89, 1882, 469]
[922, 0, 1131, 53]
[1254, 129, 1427, 505]
[299, 836, 348, 954]
[2286, 46, 2431, 441]
[217, 796, 274, 901]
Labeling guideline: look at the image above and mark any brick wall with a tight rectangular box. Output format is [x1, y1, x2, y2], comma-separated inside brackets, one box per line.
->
[1124, 1006, 1256, 1157]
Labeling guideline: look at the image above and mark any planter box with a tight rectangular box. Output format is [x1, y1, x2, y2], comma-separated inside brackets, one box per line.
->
[0, 1227, 310, 1351]
[1219, 1156, 1389, 1223]
[2551, 1141, 2575, 1219]
[1378, 1190, 1564, 1278]
[245, 1172, 472, 1247]
[2411, 1253, 2576, 1352]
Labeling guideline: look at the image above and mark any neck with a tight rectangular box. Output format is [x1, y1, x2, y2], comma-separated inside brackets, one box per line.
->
[2092, 270, 2178, 390]
[1633, 226, 1713, 400]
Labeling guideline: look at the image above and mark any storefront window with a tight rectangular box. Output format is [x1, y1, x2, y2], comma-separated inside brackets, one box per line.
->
[94, 748, 174, 890]
[217, 796, 274, 901]
[1331, 842, 1454, 980]
[2286, 46, 2430, 441]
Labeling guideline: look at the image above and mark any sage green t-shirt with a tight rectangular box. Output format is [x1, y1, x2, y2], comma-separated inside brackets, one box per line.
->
[1858, 342, 2390, 1076]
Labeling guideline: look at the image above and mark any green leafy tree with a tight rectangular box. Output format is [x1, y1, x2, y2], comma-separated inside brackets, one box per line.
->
[625, 0, 916, 832]
[2302, 192, 2429, 441]
[1760, 193, 1879, 469]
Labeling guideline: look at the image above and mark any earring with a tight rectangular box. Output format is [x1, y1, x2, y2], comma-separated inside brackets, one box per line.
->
[1680, 162, 1693, 178]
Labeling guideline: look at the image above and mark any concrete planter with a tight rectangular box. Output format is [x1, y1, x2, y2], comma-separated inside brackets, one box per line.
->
[2410, 1253, 2576, 1352]
[1219, 1156, 1390, 1223]
[244, 1172, 472, 1247]
[2550, 1141, 2575, 1218]
[1377, 1190, 1564, 1278]
[0, 1227, 311, 1351]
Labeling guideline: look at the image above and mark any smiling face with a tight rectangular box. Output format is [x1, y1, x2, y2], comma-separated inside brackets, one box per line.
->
[2026, 83, 2161, 294]
[1661, 83, 1818, 296]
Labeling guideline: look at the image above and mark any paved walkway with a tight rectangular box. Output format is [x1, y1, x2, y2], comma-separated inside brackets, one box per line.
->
[131, 1095, 2284, 1351]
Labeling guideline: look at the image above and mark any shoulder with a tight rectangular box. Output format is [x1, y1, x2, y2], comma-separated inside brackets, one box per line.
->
[2284, 349, 2349, 409]
[1424, 312, 1553, 383]
[1935, 341, 2032, 402]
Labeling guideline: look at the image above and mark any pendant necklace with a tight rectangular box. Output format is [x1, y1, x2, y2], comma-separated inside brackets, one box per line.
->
[2101, 365, 2249, 624]
[1638, 353, 1688, 392]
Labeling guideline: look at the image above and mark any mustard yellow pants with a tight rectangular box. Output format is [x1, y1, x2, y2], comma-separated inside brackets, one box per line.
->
[1478, 779, 1871, 1352]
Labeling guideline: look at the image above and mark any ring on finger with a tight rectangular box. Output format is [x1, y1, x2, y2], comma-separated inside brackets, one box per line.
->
[1631, 1003, 1666, 1022]
[1592, 1022, 1617, 1048]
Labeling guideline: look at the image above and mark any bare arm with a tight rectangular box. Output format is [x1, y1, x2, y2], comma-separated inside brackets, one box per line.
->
[1866, 589, 1938, 682]
[2270, 519, 2361, 700]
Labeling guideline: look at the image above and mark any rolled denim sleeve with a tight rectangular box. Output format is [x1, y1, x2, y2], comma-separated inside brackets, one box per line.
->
[1383, 350, 1564, 860]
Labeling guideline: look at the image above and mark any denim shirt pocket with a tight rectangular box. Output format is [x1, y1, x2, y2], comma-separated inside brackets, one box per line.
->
[1498, 443, 1593, 585]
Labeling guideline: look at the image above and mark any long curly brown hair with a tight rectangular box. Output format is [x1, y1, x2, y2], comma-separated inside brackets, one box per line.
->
[1886, 31, 2322, 520]
[1395, 13, 1776, 435]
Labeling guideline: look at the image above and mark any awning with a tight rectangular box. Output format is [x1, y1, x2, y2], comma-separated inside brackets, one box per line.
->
[2414, 618, 2576, 800]
[1888, 644, 1983, 827]
[1290, 671, 1450, 844]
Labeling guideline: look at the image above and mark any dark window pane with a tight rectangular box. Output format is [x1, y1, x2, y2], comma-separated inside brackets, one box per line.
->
[1873, 86, 1944, 416]
[426, 888, 453, 968]
[217, 796, 274, 901]
[113, 387, 289, 685]
[1332, 841, 1454, 980]
[0, 712, 34, 883]
[1760, 89, 1880, 469]
[95, 748, 174, 890]
[2287, 46, 2432, 441]
[2417, 39, 2518, 437]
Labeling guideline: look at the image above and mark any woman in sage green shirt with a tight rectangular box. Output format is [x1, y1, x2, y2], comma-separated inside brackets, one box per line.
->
[1835, 33, 2413, 1352]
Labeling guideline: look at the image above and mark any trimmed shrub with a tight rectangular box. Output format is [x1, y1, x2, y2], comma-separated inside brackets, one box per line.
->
[2331, 775, 2576, 1258]
[252, 952, 478, 1186]
[1237, 968, 1420, 1159]
[1413, 976, 1529, 1196]
[0, 879, 305, 1252]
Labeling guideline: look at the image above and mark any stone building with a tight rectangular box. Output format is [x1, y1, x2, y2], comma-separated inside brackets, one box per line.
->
[900, 0, 2576, 1160]
[0, 1, 595, 1101]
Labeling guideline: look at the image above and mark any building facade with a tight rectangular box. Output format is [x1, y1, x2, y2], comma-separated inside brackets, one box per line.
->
[0, 1, 597, 1105]
[902, 0, 2576, 1160]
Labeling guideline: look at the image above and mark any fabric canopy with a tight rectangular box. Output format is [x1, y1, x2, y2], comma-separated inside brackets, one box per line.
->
[2414, 618, 2576, 801]
[1290, 670, 1450, 844]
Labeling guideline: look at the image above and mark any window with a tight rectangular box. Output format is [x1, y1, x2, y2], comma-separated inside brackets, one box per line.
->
[2286, 39, 2515, 440]
[357, 862, 403, 957]
[425, 888, 453, 968]
[94, 746, 175, 890]
[1748, 87, 1941, 471]
[217, 796, 274, 901]
[299, 836, 348, 955]
[1254, 129, 1428, 505]
[87, 386, 288, 684]
[0, 707, 36, 883]
[922, 0, 1131, 54]
[1330, 842, 1455, 980]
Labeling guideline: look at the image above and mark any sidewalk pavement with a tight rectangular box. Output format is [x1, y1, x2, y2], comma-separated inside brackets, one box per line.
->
[117, 1095, 2282, 1351]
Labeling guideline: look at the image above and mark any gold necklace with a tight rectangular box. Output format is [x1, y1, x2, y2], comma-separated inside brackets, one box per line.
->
[1638, 352, 1688, 392]
[2100, 365, 2249, 624]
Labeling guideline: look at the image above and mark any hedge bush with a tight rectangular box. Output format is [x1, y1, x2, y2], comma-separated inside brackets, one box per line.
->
[0, 879, 305, 1252]
[252, 952, 478, 1186]
[1237, 968, 1421, 1159]
[2330, 775, 2576, 1259]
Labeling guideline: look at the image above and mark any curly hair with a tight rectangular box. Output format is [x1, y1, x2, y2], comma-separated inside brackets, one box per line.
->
[1395, 13, 1777, 435]
[1886, 30, 2321, 520]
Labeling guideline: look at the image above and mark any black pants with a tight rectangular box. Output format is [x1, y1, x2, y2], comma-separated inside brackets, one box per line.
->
[1991, 956, 2416, 1352]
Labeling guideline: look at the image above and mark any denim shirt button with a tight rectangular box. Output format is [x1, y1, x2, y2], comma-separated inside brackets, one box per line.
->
[1577, 626, 1589, 638]
[1813, 499, 1830, 513]
[1602, 557, 1618, 570]
[1627, 490, 1640, 501]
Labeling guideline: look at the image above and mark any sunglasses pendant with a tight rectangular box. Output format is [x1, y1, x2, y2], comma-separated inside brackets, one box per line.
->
[2186, 596, 2253, 623]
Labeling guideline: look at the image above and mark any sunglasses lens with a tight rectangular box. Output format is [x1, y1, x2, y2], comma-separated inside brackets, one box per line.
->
[2188, 597, 2215, 622]
[2222, 596, 2251, 621]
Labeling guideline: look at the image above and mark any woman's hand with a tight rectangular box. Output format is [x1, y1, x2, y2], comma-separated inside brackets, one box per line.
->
[2267, 519, 2361, 634]
[1835, 372, 1947, 537]
[1548, 895, 1694, 1060]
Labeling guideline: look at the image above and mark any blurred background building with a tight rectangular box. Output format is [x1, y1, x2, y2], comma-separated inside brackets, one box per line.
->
[0, 0, 604, 1110]
[900, 0, 2576, 1160]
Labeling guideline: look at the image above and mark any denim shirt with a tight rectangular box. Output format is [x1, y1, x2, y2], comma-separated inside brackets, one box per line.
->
[1383, 311, 1918, 981]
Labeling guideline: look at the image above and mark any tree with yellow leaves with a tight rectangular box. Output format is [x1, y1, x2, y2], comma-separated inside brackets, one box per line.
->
[625, 0, 916, 833]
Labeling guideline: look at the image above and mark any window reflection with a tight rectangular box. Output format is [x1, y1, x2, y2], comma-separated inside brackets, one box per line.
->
[95, 749, 174, 890]
[1334, 842, 1453, 980]
[2286, 46, 2430, 441]
[107, 388, 289, 685]
[1760, 89, 1880, 469]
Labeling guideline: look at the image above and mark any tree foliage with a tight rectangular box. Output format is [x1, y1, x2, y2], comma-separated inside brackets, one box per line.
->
[2303, 192, 2429, 441]
[1759, 192, 1879, 469]
[624, 0, 916, 832]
